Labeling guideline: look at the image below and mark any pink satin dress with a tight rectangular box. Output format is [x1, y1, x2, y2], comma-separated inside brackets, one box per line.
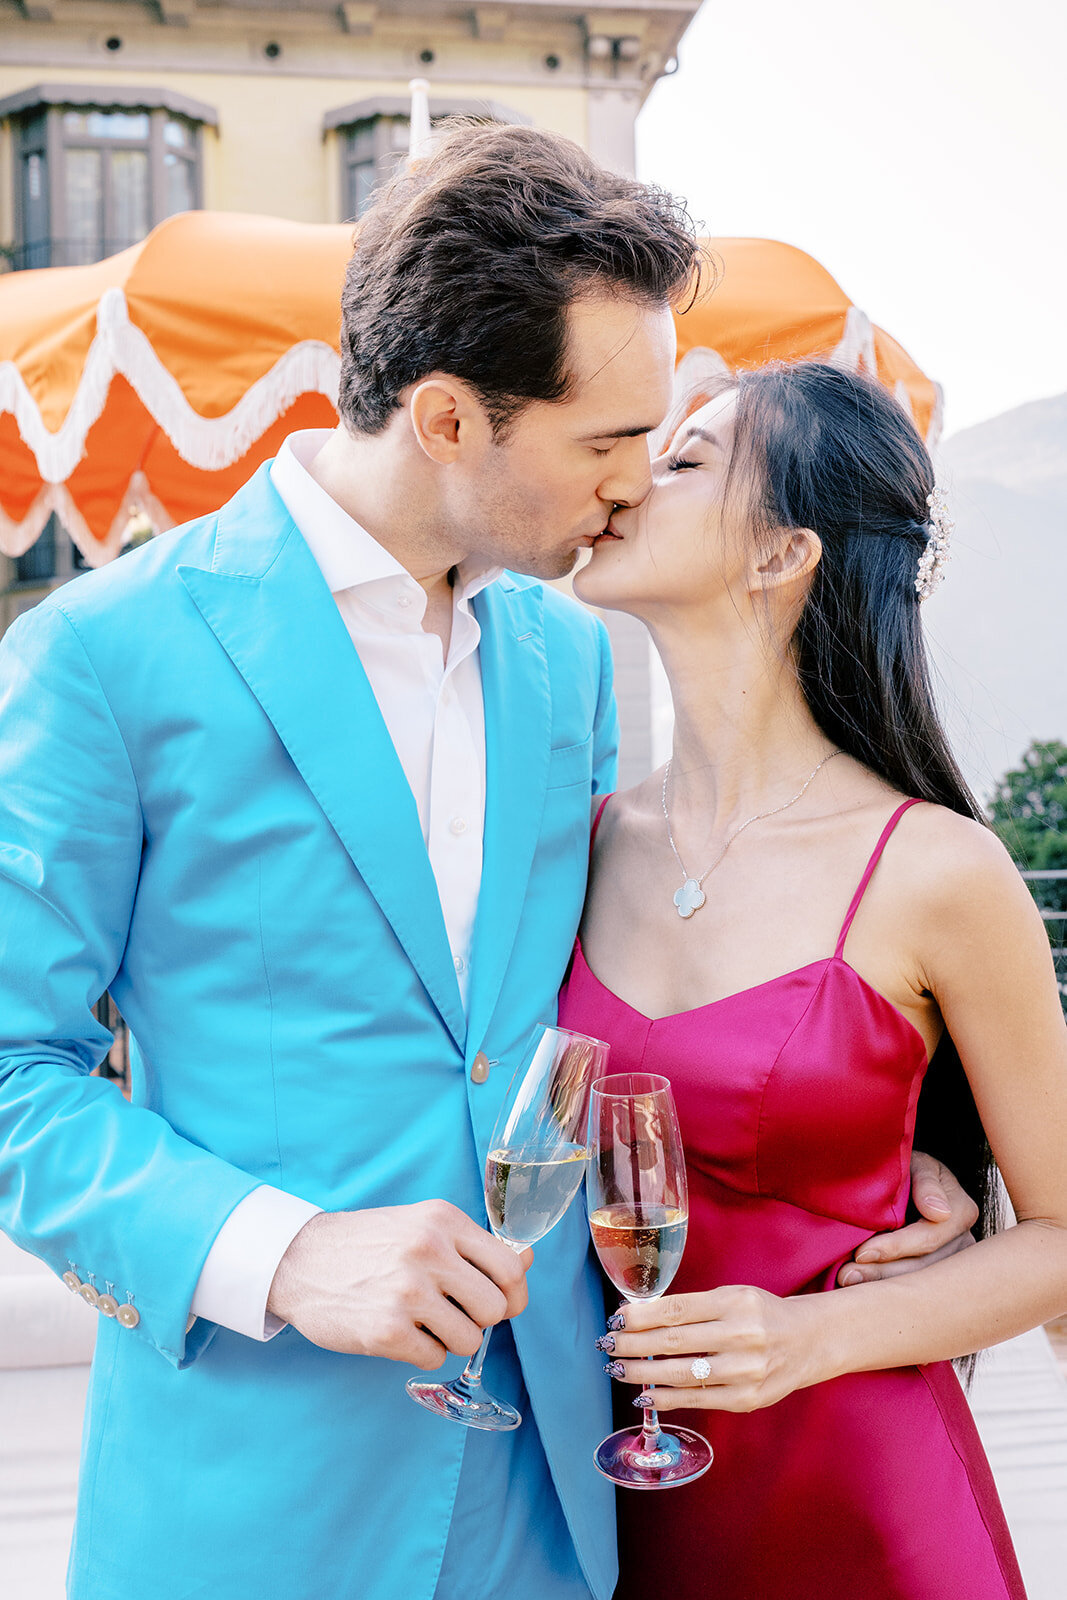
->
[558, 798, 1026, 1600]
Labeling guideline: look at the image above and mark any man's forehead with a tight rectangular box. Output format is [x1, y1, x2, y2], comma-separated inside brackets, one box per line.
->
[564, 297, 676, 431]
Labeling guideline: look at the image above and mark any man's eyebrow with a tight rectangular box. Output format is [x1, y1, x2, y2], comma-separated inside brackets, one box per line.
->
[579, 424, 658, 441]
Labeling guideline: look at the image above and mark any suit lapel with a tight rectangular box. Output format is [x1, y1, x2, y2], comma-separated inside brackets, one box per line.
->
[465, 580, 552, 1059]
[177, 466, 466, 1052]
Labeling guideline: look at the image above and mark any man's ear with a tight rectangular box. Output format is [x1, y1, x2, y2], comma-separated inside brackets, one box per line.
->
[752, 526, 822, 592]
[408, 376, 490, 465]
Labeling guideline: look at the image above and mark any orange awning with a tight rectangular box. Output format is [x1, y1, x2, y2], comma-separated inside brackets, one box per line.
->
[0, 212, 940, 563]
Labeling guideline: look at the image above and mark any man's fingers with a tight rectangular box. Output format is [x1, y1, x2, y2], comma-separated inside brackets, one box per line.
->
[909, 1149, 953, 1219]
[855, 1217, 953, 1266]
[440, 1256, 513, 1331]
[839, 1230, 976, 1285]
[418, 1295, 493, 1361]
[402, 1327, 453, 1372]
[453, 1229, 530, 1319]
[909, 1150, 980, 1229]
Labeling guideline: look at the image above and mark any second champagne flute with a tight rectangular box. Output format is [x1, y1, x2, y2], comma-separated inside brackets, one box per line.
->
[587, 1072, 714, 1488]
[406, 1024, 609, 1430]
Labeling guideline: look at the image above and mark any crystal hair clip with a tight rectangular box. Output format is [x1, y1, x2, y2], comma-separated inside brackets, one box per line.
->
[915, 486, 953, 601]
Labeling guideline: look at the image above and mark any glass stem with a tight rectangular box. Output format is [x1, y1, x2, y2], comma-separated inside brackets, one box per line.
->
[459, 1325, 494, 1389]
[639, 1355, 662, 1452]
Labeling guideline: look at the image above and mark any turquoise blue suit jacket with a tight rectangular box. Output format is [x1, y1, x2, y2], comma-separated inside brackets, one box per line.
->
[0, 465, 620, 1600]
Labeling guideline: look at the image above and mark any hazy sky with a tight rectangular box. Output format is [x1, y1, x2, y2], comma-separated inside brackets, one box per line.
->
[635, 0, 1065, 439]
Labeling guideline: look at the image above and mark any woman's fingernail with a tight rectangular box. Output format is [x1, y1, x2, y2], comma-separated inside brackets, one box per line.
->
[855, 1248, 881, 1263]
[604, 1361, 625, 1379]
[633, 1392, 654, 1407]
[607, 1310, 626, 1332]
[595, 1333, 616, 1354]
[840, 1268, 863, 1286]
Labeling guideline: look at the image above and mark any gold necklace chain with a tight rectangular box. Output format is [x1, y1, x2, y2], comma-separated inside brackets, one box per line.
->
[662, 750, 845, 919]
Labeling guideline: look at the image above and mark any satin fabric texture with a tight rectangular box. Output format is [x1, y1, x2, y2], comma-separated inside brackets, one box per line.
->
[559, 798, 1027, 1600]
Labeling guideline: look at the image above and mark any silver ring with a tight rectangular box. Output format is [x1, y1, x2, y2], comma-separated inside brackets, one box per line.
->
[690, 1356, 712, 1387]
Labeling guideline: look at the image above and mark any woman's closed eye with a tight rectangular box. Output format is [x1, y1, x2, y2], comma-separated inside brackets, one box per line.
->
[666, 455, 700, 471]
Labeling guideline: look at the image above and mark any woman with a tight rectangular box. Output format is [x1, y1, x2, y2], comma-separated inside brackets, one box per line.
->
[558, 362, 1067, 1599]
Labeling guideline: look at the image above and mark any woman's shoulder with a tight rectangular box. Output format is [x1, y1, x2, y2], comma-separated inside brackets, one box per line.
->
[890, 799, 1035, 924]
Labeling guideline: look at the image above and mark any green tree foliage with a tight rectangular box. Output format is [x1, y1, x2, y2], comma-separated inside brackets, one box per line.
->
[988, 739, 1067, 1011]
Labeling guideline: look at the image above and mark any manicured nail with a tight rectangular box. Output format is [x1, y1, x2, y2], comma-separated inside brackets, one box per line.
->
[840, 1268, 863, 1286]
[604, 1361, 625, 1379]
[633, 1391, 654, 1408]
[595, 1333, 615, 1354]
[607, 1310, 626, 1332]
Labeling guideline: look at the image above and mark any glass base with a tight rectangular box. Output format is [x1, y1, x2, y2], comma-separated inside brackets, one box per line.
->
[593, 1424, 713, 1489]
[406, 1375, 522, 1432]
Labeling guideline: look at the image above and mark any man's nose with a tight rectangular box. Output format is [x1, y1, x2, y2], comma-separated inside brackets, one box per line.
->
[599, 441, 653, 509]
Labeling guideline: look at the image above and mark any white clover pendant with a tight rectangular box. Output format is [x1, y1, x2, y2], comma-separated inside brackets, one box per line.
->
[673, 879, 706, 919]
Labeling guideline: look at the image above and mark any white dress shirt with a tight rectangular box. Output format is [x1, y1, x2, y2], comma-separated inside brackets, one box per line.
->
[190, 429, 502, 1339]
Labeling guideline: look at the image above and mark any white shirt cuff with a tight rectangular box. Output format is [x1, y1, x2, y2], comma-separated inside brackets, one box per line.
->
[190, 1186, 322, 1342]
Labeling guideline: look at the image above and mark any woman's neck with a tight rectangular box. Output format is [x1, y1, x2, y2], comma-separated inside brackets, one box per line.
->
[649, 615, 839, 832]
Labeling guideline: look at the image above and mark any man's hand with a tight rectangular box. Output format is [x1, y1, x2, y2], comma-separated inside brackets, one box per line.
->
[837, 1151, 979, 1287]
[267, 1200, 532, 1369]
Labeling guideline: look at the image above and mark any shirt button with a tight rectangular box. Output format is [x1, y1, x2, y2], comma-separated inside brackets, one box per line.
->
[450, 817, 467, 836]
[454, 956, 465, 974]
[397, 593, 412, 608]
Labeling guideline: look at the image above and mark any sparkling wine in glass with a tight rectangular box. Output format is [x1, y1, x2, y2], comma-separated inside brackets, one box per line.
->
[587, 1072, 714, 1488]
[406, 1024, 609, 1431]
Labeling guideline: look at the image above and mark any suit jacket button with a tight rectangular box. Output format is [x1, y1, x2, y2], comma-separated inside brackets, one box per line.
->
[62, 1271, 82, 1293]
[117, 1303, 141, 1329]
[97, 1294, 119, 1318]
[470, 1051, 491, 1084]
[78, 1283, 100, 1309]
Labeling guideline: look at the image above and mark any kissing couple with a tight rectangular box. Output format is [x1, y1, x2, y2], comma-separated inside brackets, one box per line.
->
[0, 122, 1062, 1600]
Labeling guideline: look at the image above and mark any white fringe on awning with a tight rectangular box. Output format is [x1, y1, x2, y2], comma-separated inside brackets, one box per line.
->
[0, 286, 341, 483]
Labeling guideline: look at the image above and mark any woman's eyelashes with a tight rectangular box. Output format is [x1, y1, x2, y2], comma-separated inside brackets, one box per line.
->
[666, 454, 700, 471]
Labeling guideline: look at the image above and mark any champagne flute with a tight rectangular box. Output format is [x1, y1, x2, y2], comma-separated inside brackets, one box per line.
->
[587, 1072, 714, 1487]
[407, 1024, 609, 1430]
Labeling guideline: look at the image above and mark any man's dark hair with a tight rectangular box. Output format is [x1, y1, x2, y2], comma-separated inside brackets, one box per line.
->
[337, 121, 701, 437]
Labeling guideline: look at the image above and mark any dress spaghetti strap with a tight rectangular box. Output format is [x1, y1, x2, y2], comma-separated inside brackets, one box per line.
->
[834, 799, 926, 959]
[590, 793, 613, 847]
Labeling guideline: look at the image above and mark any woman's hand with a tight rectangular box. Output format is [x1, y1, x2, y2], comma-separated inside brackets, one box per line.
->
[602, 1286, 827, 1413]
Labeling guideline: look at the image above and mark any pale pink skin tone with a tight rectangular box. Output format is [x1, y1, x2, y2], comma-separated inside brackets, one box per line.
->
[575, 393, 1067, 1412]
[269, 311, 978, 1369]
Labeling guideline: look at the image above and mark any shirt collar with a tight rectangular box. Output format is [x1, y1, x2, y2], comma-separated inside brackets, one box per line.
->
[270, 430, 503, 606]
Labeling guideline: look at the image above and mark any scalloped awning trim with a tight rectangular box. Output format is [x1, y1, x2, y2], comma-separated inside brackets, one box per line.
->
[0, 286, 341, 483]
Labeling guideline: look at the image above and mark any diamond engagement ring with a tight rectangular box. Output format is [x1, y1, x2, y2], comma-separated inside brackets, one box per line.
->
[690, 1357, 712, 1386]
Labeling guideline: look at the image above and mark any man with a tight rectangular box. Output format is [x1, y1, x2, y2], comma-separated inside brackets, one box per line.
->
[0, 125, 972, 1600]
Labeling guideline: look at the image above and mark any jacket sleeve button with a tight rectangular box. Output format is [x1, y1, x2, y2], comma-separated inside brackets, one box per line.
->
[78, 1283, 100, 1309]
[62, 1271, 82, 1293]
[97, 1294, 119, 1318]
[116, 1303, 141, 1329]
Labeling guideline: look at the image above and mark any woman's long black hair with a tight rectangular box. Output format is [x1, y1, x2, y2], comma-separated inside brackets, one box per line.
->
[721, 362, 999, 1369]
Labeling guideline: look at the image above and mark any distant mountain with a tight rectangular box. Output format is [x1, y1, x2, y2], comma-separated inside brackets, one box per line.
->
[927, 394, 1066, 801]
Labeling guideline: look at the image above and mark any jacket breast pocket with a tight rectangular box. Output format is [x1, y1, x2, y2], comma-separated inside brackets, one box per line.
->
[546, 735, 594, 791]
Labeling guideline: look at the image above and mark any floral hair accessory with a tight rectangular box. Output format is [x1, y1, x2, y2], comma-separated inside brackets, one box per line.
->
[915, 486, 953, 601]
